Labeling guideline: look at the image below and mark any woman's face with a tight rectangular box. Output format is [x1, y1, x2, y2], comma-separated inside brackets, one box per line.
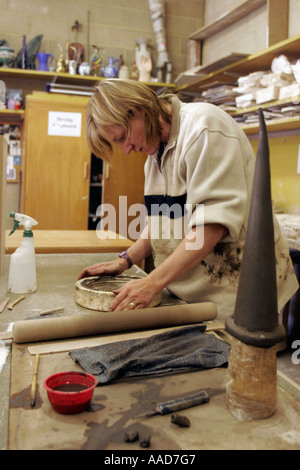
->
[104, 110, 160, 156]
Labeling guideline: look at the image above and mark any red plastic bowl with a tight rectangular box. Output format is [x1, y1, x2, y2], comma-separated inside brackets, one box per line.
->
[43, 371, 97, 414]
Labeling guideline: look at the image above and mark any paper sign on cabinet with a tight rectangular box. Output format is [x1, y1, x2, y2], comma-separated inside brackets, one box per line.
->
[48, 111, 82, 137]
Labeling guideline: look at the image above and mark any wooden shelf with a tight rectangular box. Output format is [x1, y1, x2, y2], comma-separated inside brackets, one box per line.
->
[188, 0, 288, 69]
[190, 0, 266, 41]
[176, 34, 300, 137]
[241, 116, 300, 135]
[176, 34, 300, 95]
[232, 96, 300, 116]
[0, 109, 24, 124]
[0, 67, 175, 92]
[232, 96, 300, 134]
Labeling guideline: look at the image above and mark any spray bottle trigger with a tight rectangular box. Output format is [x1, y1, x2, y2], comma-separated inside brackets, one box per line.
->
[9, 219, 20, 236]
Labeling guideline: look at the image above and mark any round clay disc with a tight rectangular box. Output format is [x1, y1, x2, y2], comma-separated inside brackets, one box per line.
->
[75, 274, 161, 311]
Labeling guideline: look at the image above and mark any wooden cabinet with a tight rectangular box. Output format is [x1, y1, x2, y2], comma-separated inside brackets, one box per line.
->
[22, 92, 91, 229]
[102, 144, 147, 238]
[22, 91, 147, 232]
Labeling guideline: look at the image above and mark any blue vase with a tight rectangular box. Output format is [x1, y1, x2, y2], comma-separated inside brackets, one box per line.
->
[36, 52, 54, 71]
[103, 57, 120, 78]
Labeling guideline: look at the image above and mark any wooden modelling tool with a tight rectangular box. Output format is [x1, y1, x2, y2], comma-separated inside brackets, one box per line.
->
[30, 354, 40, 407]
[8, 296, 25, 310]
[0, 297, 9, 313]
[39, 307, 64, 316]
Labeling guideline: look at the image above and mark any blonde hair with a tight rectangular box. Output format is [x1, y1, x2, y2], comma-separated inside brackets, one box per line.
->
[86, 79, 173, 162]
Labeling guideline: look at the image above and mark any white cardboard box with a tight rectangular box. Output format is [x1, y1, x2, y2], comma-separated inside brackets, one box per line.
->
[279, 83, 300, 100]
[256, 86, 280, 104]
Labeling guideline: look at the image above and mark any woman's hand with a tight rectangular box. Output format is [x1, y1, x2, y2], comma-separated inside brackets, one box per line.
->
[108, 223, 227, 311]
[78, 226, 152, 281]
[78, 258, 127, 280]
[109, 277, 160, 311]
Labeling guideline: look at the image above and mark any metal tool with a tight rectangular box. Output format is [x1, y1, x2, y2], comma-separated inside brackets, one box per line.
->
[133, 390, 210, 418]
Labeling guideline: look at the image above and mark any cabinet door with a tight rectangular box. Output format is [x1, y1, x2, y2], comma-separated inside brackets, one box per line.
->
[23, 93, 91, 229]
[102, 144, 147, 239]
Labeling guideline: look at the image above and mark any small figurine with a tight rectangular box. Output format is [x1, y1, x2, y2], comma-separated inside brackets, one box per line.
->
[131, 61, 138, 80]
[69, 20, 84, 71]
[90, 45, 103, 76]
[56, 54, 67, 72]
[56, 43, 68, 72]
[137, 55, 152, 82]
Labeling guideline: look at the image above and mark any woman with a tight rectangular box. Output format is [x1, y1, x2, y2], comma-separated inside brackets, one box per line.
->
[79, 79, 298, 320]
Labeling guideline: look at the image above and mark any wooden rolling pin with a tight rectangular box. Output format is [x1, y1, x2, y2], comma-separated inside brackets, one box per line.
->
[13, 302, 217, 343]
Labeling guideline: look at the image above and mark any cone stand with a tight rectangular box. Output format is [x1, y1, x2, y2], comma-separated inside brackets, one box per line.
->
[225, 109, 285, 421]
[226, 338, 277, 421]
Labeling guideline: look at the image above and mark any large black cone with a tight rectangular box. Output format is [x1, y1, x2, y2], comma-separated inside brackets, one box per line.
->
[225, 109, 285, 347]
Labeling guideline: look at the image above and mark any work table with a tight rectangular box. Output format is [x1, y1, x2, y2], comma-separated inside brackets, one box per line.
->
[0, 252, 181, 450]
[5, 217, 299, 254]
[5, 229, 134, 254]
[0, 252, 300, 451]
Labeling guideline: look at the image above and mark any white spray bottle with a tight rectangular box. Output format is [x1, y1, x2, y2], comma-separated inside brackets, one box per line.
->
[8, 212, 38, 294]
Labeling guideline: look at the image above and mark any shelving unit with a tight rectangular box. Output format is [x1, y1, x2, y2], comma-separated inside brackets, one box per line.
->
[190, 0, 266, 41]
[177, 35, 300, 95]
[0, 68, 174, 232]
[240, 115, 300, 135]
[176, 34, 300, 136]
[0, 67, 175, 95]
[176, 32, 300, 214]
[188, 0, 288, 67]
[1, 30, 299, 223]
[0, 111, 23, 189]
[229, 96, 300, 135]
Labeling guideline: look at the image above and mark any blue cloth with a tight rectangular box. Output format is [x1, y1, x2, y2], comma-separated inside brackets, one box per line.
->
[69, 325, 230, 384]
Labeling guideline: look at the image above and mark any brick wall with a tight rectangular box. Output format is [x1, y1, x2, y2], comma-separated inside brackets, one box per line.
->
[0, 0, 203, 81]
[1, 1, 299, 81]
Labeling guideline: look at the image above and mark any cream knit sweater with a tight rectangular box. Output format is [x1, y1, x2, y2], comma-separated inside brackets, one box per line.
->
[144, 97, 298, 320]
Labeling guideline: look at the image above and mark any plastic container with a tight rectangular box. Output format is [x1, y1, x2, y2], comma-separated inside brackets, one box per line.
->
[8, 236, 37, 293]
[8, 212, 38, 294]
[0, 80, 5, 108]
[43, 371, 97, 414]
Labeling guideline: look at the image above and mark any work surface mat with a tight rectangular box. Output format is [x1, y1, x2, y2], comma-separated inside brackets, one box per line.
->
[9, 341, 300, 450]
